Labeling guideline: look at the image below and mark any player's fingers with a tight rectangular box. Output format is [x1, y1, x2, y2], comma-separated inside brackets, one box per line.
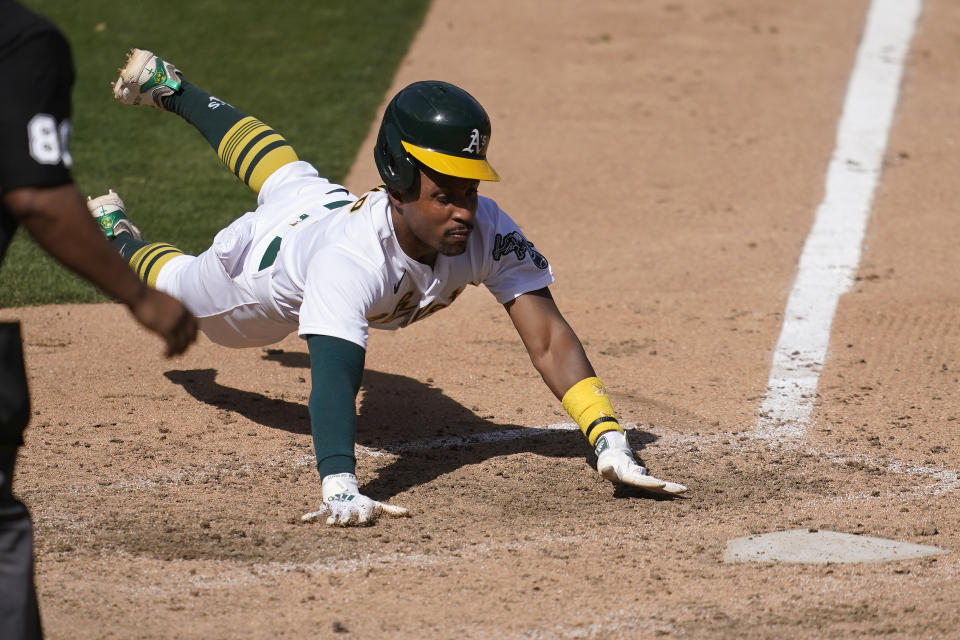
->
[302, 510, 325, 522]
[378, 502, 410, 518]
[302, 502, 333, 523]
[636, 476, 687, 495]
[352, 501, 375, 525]
[659, 481, 688, 495]
[621, 469, 666, 490]
[327, 507, 350, 527]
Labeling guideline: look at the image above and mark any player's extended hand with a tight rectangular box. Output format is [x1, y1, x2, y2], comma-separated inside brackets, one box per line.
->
[597, 445, 688, 495]
[128, 286, 198, 357]
[302, 473, 409, 526]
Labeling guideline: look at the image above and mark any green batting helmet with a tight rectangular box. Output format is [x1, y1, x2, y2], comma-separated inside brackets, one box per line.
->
[374, 80, 500, 192]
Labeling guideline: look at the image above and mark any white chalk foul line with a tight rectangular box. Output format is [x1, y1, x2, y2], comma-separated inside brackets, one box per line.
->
[755, 0, 923, 439]
[55, 420, 955, 497]
[353, 423, 958, 496]
[355, 421, 581, 457]
[814, 449, 960, 497]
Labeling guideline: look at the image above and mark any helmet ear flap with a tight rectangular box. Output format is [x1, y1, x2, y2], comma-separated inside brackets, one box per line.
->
[375, 121, 417, 192]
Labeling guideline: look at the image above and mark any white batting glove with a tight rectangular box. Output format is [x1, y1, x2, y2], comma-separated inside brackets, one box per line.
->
[595, 432, 688, 495]
[301, 473, 409, 526]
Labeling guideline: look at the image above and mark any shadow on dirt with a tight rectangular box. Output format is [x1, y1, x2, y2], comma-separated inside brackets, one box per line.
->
[164, 367, 310, 433]
[164, 349, 667, 501]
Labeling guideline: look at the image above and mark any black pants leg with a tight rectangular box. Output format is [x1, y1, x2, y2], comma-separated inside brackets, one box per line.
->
[0, 323, 41, 639]
[0, 452, 42, 640]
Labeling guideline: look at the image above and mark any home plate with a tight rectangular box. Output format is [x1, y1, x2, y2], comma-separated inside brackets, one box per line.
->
[723, 529, 949, 564]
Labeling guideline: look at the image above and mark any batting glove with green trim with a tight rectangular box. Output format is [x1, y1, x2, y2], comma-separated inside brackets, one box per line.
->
[302, 473, 409, 526]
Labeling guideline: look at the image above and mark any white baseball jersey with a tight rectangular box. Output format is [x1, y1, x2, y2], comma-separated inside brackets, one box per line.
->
[156, 161, 554, 348]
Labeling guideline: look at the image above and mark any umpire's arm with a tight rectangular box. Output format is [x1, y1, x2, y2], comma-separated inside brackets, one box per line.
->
[504, 287, 595, 400]
[3, 185, 196, 357]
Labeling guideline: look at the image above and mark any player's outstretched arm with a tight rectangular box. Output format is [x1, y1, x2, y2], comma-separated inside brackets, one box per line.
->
[112, 49, 298, 194]
[505, 288, 687, 495]
[300, 335, 409, 526]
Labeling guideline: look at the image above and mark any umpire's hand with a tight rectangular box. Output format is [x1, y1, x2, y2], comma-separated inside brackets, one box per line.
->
[129, 287, 197, 357]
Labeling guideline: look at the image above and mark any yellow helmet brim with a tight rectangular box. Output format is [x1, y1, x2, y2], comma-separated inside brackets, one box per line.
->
[401, 141, 500, 182]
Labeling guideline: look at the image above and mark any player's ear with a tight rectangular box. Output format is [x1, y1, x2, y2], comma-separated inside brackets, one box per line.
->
[386, 175, 420, 206]
[403, 170, 422, 202]
[386, 187, 405, 208]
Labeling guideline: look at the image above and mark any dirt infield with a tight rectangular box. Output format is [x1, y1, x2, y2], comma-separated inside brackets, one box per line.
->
[4, 0, 960, 637]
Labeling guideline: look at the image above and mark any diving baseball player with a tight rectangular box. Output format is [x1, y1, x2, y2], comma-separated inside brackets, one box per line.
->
[91, 48, 688, 526]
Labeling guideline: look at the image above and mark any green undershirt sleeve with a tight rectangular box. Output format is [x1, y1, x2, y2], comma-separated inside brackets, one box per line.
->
[306, 334, 366, 479]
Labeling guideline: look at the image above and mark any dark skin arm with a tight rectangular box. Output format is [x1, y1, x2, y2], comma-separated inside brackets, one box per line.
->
[3, 183, 197, 356]
[504, 287, 594, 399]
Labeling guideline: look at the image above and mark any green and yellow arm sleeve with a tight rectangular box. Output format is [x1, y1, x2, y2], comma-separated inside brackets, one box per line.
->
[163, 80, 298, 194]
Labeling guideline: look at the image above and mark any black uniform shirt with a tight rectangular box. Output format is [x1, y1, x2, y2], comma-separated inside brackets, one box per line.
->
[0, 0, 75, 265]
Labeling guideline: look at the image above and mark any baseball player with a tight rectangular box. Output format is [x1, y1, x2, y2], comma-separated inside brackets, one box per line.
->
[91, 48, 688, 526]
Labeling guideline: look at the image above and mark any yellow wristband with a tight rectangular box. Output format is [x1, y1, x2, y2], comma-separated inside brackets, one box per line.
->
[560, 377, 624, 446]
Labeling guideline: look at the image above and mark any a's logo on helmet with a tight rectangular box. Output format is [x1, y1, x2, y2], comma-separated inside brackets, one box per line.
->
[463, 128, 483, 155]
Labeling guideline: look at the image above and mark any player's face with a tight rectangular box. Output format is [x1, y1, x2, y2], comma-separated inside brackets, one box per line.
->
[391, 166, 479, 265]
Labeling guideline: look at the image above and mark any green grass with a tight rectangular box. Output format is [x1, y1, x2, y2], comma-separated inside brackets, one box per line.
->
[1, 0, 430, 306]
